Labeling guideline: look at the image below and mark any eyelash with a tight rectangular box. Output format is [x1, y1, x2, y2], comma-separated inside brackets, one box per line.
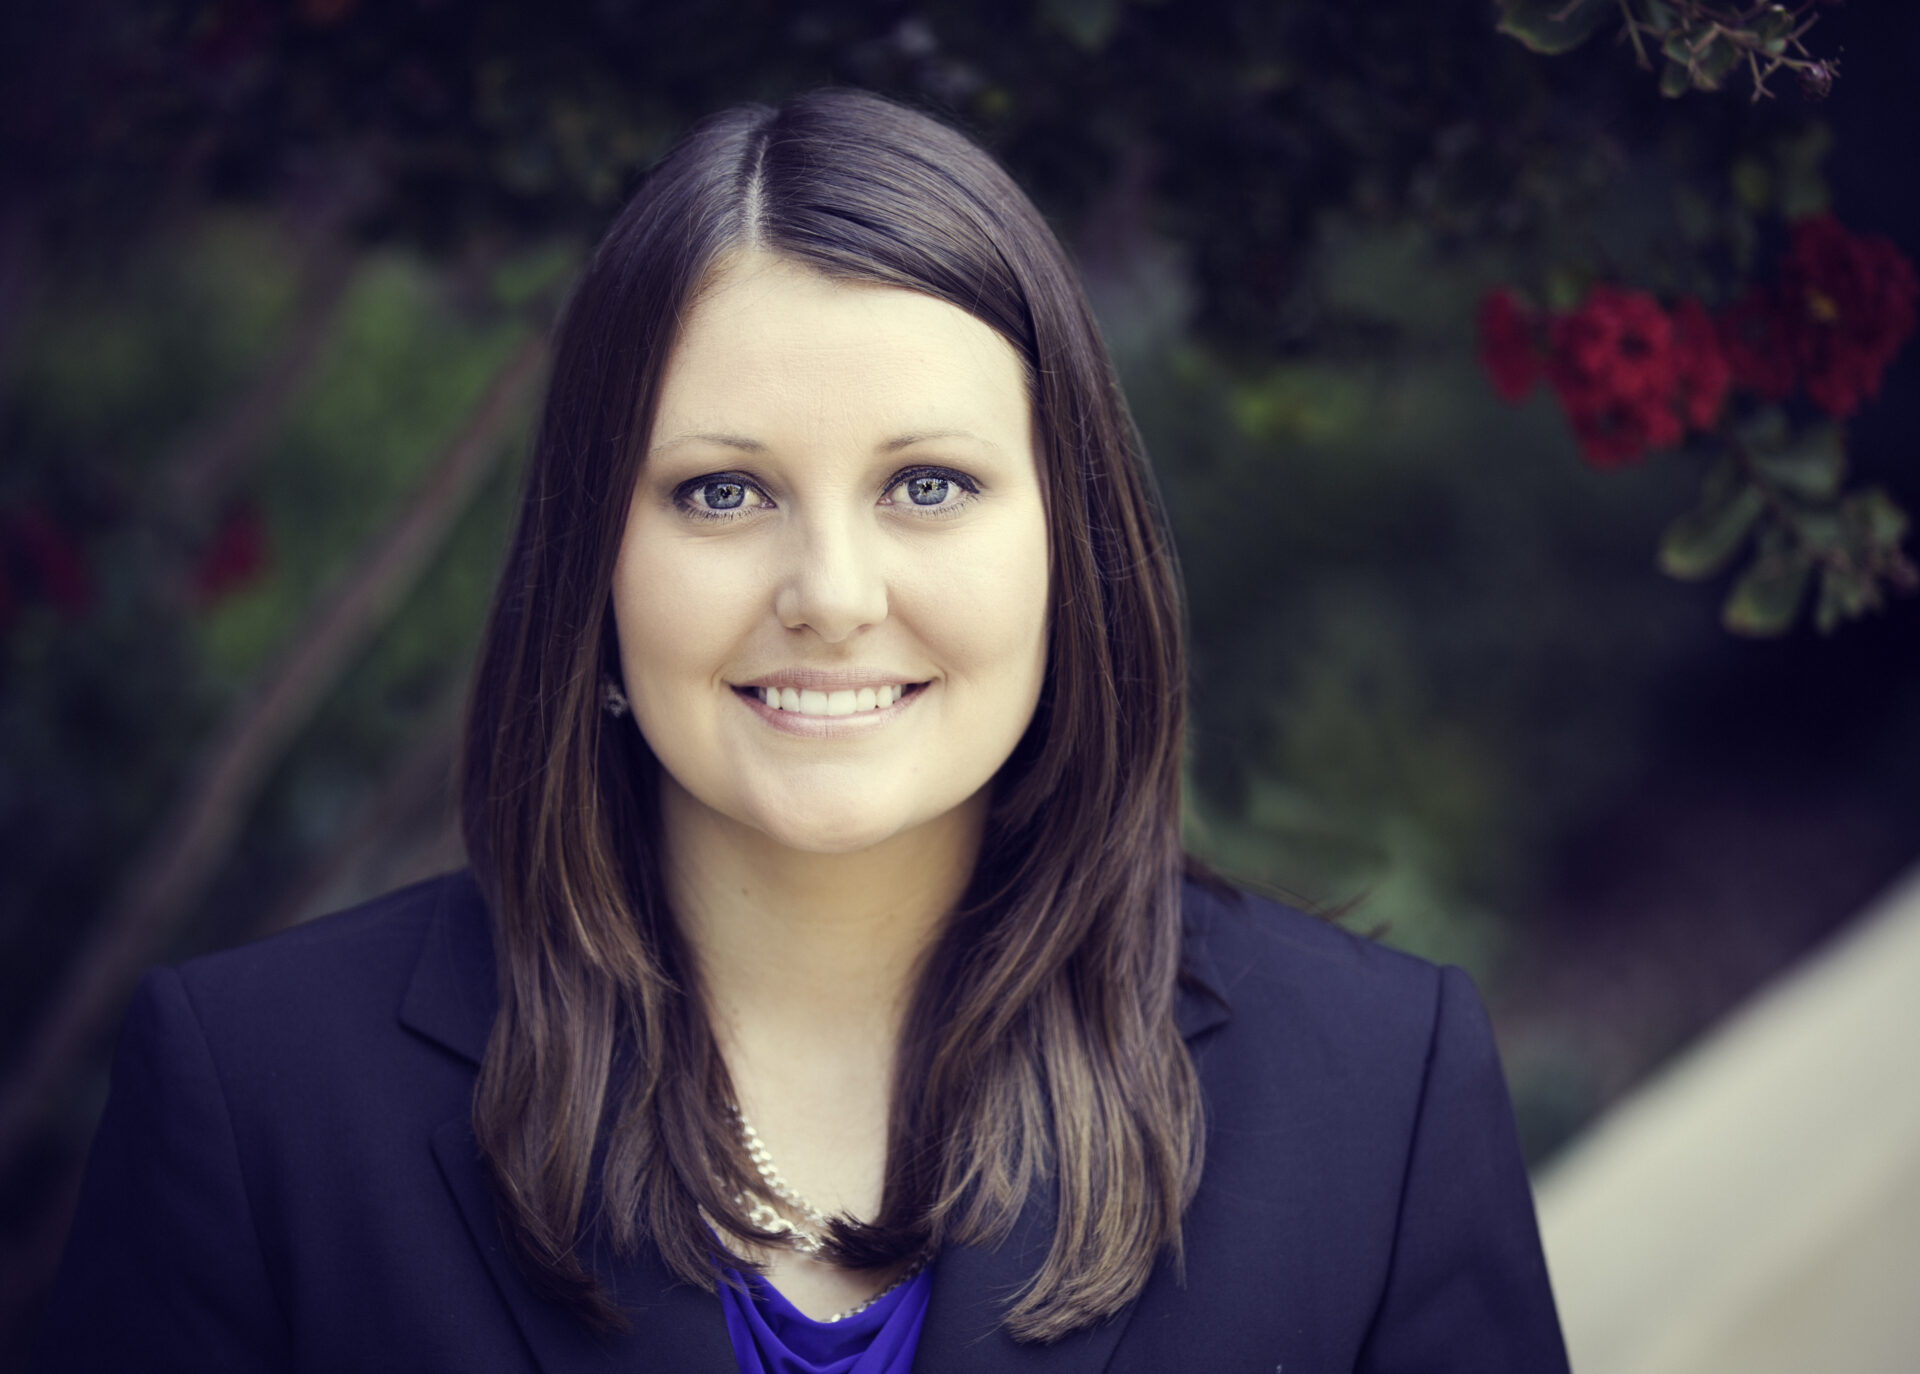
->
[671, 465, 981, 522]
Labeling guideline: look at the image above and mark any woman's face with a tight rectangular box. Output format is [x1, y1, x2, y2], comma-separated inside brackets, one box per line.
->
[611, 253, 1050, 857]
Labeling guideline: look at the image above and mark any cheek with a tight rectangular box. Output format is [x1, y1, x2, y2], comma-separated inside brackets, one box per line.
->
[910, 512, 1051, 694]
[610, 535, 745, 700]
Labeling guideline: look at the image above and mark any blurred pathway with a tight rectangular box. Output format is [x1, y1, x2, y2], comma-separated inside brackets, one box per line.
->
[1535, 860, 1920, 1372]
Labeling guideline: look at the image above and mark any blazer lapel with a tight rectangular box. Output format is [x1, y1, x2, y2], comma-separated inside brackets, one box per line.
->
[913, 882, 1233, 1371]
[397, 871, 495, 1063]
[430, 1116, 736, 1373]
[404, 876, 735, 1372]
[1176, 875, 1233, 1044]
[911, 1188, 1140, 1374]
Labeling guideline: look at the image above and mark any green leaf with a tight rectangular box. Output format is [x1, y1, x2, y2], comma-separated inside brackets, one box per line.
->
[1814, 568, 1844, 634]
[1660, 477, 1765, 581]
[1634, 0, 1678, 36]
[1815, 564, 1875, 633]
[1845, 487, 1911, 551]
[1659, 58, 1692, 98]
[1733, 405, 1790, 453]
[1755, 5, 1797, 53]
[1693, 33, 1742, 90]
[1750, 424, 1845, 500]
[1794, 508, 1845, 553]
[1723, 554, 1811, 636]
[1497, 0, 1612, 55]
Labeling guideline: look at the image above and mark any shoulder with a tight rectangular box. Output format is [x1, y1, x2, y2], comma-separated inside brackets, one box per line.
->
[167, 870, 474, 1016]
[1131, 888, 1565, 1368]
[1174, 874, 1511, 1198]
[1178, 873, 1453, 1064]
[41, 873, 503, 1370]
[137, 870, 489, 1092]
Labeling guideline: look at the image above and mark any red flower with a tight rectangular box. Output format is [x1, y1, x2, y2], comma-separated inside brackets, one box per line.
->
[1779, 214, 1919, 419]
[1544, 285, 1683, 468]
[191, 503, 270, 603]
[1670, 297, 1731, 431]
[1478, 288, 1540, 403]
[1717, 286, 1798, 401]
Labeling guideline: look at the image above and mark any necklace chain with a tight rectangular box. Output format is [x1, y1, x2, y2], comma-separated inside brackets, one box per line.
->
[727, 1104, 926, 1324]
[733, 1105, 832, 1249]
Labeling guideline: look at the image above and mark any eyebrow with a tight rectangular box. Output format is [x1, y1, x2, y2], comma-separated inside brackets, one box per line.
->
[647, 431, 765, 457]
[882, 429, 1002, 453]
[648, 428, 1003, 457]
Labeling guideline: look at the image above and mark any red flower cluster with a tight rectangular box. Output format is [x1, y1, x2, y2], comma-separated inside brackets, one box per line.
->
[1480, 285, 1729, 468]
[1775, 214, 1918, 419]
[1481, 215, 1918, 470]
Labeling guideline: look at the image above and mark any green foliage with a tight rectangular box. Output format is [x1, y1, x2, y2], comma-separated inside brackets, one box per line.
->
[1749, 422, 1844, 501]
[11, 217, 303, 475]
[490, 240, 586, 311]
[1722, 543, 1811, 635]
[1649, 410, 1913, 638]
[1659, 460, 1765, 580]
[198, 256, 530, 681]
[1497, 0, 1613, 56]
[1499, 0, 1845, 102]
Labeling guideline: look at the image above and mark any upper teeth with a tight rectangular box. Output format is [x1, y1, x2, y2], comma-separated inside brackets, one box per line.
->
[759, 685, 904, 716]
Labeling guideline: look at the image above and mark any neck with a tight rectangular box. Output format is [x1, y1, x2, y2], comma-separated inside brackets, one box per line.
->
[660, 778, 987, 1064]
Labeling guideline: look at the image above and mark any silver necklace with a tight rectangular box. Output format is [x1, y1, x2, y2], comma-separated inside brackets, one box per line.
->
[732, 1105, 831, 1255]
[728, 1105, 927, 1324]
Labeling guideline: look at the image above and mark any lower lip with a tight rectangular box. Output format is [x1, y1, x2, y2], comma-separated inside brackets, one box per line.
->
[732, 683, 929, 737]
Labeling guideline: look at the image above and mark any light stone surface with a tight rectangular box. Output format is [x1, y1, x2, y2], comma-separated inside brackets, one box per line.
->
[1534, 861, 1920, 1374]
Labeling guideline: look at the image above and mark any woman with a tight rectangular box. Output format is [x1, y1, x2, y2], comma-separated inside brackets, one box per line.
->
[39, 90, 1567, 1372]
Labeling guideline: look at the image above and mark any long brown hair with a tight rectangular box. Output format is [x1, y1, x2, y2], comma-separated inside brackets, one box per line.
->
[460, 88, 1198, 1342]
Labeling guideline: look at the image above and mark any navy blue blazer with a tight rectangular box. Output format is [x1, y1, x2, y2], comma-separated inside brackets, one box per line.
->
[37, 871, 1567, 1372]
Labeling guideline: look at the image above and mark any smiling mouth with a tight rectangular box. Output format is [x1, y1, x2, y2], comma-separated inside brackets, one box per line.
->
[732, 682, 929, 718]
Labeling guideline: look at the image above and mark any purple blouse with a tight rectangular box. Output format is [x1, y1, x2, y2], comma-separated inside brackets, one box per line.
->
[718, 1263, 933, 1374]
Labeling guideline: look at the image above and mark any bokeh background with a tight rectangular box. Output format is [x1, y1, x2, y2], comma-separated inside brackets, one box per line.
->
[3, 0, 1917, 1364]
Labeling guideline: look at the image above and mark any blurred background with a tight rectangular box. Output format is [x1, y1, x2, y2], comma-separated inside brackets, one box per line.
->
[2, 1, 1916, 1366]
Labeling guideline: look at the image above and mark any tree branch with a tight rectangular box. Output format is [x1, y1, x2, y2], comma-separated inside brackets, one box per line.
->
[0, 330, 547, 1176]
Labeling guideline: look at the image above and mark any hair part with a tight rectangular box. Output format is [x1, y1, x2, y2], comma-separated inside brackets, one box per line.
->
[460, 88, 1199, 1342]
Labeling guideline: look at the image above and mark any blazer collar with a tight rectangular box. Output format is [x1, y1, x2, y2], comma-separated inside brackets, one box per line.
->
[400, 871, 1233, 1372]
[397, 870, 495, 1065]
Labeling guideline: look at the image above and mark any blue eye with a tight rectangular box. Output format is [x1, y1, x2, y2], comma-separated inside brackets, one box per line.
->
[906, 476, 951, 506]
[703, 480, 747, 510]
[673, 472, 770, 520]
[886, 465, 977, 514]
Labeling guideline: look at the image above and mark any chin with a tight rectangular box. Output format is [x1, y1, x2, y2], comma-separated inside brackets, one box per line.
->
[749, 805, 917, 857]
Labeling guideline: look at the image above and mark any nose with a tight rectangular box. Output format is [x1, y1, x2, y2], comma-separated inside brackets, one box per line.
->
[772, 510, 888, 642]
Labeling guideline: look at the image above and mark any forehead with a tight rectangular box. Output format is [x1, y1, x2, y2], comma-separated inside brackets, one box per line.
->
[653, 253, 1032, 441]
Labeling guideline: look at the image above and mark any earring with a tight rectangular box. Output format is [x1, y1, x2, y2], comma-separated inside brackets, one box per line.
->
[602, 677, 630, 718]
